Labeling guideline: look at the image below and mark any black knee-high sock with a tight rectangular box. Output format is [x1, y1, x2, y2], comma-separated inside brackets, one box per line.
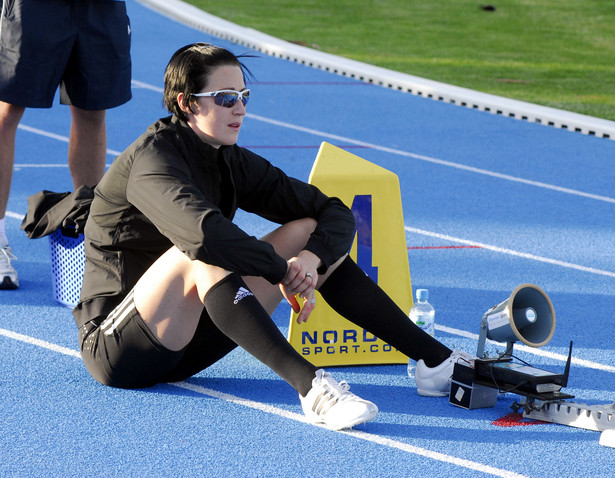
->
[203, 273, 317, 396]
[318, 257, 452, 367]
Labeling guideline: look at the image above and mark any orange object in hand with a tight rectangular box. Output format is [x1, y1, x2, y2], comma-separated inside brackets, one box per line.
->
[288, 293, 300, 313]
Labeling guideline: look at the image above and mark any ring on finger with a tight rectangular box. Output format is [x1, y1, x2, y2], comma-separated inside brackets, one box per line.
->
[305, 272, 312, 279]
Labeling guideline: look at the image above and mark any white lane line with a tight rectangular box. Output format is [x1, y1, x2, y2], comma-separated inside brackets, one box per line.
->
[17, 124, 122, 156]
[174, 380, 530, 478]
[406, 226, 615, 279]
[0, 327, 81, 358]
[437, 324, 615, 373]
[245, 112, 615, 205]
[16, 78, 615, 205]
[131, 79, 163, 92]
[5, 211, 25, 221]
[0, 326, 528, 477]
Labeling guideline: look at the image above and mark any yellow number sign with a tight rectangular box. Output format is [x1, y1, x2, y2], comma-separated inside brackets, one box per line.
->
[287, 142, 413, 366]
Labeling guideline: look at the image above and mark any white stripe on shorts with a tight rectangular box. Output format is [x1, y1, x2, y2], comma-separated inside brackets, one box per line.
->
[101, 290, 136, 336]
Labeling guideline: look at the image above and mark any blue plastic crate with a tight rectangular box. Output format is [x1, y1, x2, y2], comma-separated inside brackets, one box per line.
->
[48, 229, 84, 308]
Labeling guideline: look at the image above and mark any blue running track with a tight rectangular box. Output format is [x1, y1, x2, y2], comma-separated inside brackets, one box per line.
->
[2, 1, 615, 476]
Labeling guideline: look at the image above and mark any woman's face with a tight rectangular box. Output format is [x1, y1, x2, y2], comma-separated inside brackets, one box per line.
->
[179, 64, 247, 148]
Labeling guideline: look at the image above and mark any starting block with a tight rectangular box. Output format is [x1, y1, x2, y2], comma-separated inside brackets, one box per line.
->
[287, 142, 412, 367]
[524, 400, 615, 432]
[525, 400, 615, 448]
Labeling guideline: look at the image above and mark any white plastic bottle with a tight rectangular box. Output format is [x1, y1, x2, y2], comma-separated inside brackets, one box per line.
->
[407, 288, 435, 378]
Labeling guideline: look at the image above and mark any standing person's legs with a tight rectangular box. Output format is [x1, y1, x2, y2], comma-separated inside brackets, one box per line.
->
[0, 102, 25, 289]
[63, 0, 132, 189]
[68, 107, 107, 188]
[0, 0, 78, 288]
[0, 102, 25, 230]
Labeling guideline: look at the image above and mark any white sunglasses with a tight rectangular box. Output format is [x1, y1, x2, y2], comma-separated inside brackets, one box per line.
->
[192, 89, 250, 108]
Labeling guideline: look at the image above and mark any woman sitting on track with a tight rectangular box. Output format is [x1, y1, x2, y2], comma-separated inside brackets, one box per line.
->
[74, 42, 472, 431]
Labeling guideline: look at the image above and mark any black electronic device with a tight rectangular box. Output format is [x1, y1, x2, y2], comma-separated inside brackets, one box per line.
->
[450, 284, 575, 409]
[472, 341, 574, 401]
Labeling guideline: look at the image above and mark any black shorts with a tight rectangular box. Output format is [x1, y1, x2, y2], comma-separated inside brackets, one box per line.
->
[0, 0, 132, 109]
[79, 290, 238, 388]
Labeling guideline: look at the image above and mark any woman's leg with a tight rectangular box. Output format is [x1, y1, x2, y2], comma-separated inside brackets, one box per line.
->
[132, 218, 319, 395]
[132, 246, 215, 351]
[317, 256, 452, 367]
[125, 218, 377, 428]
[133, 218, 321, 349]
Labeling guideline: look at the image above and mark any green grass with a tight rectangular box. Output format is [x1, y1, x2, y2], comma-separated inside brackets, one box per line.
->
[183, 0, 615, 121]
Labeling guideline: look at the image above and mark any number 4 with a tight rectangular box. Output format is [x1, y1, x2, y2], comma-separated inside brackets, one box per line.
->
[350, 194, 378, 283]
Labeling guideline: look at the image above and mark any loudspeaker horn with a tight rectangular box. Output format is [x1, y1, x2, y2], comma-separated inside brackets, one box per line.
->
[477, 283, 555, 358]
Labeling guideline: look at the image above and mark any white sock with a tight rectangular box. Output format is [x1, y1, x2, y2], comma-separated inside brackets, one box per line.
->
[0, 217, 8, 246]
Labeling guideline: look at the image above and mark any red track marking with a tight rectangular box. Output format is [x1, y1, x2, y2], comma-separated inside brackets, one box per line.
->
[492, 413, 548, 427]
[253, 81, 371, 85]
[407, 245, 482, 250]
[241, 145, 369, 149]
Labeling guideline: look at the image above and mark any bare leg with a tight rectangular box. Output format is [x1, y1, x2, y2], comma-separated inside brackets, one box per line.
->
[132, 218, 323, 351]
[132, 246, 213, 351]
[0, 102, 25, 222]
[68, 106, 107, 188]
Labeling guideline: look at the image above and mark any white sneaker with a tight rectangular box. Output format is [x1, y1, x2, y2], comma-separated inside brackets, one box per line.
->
[300, 369, 378, 430]
[415, 348, 474, 397]
[0, 244, 19, 290]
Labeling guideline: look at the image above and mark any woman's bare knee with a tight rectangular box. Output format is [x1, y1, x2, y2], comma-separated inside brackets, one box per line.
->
[193, 263, 232, 303]
[260, 218, 317, 259]
[132, 247, 235, 348]
[133, 247, 204, 350]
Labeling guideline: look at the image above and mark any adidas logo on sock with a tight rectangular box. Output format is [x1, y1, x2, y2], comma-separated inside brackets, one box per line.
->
[234, 286, 254, 304]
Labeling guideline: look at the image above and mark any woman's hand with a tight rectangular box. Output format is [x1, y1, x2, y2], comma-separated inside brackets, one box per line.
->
[279, 251, 320, 323]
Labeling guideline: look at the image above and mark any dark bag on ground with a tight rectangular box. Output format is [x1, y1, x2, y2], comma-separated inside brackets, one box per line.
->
[20, 185, 94, 239]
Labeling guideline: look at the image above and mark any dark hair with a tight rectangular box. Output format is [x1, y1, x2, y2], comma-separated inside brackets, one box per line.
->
[163, 43, 254, 121]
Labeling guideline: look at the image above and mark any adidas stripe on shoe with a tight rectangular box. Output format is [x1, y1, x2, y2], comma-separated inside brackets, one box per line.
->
[300, 369, 378, 430]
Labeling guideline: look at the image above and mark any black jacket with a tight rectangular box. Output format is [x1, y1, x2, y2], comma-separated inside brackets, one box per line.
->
[73, 115, 355, 327]
[21, 186, 94, 239]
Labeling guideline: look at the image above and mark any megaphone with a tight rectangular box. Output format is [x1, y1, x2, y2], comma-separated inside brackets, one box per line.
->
[477, 283, 555, 358]
[459, 283, 574, 407]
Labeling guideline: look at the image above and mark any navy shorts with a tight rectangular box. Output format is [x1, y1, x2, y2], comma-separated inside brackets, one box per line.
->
[79, 290, 238, 389]
[0, 0, 132, 109]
